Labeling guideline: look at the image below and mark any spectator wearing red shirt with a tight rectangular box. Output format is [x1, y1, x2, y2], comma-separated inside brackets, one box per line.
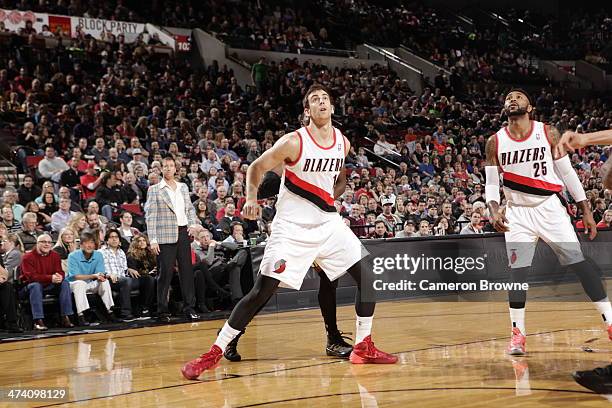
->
[20, 233, 74, 330]
[80, 163, 103, 201]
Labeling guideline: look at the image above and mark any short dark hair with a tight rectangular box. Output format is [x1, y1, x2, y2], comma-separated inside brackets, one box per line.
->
[80, 231, 96, 244]
[303, 84, 334, 109]
[230, 221, 243, 234]
[105, 228, 121, 241]
[506, 88, 533, 106]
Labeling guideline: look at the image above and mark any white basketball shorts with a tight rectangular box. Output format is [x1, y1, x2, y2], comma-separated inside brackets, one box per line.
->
[504, 194, 584, 269]
[259, 214, 368, 290]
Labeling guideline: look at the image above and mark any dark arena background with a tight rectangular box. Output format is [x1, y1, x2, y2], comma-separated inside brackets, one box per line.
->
[1, 0, 612, 406]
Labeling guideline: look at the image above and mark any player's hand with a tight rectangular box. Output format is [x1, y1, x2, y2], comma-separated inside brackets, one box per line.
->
[491, 207, 509, 232]
[151, 242, 160, 255]
[241, 200, 262, 220]
[555, 131, 585, 157]
[582, 212, 598, 240]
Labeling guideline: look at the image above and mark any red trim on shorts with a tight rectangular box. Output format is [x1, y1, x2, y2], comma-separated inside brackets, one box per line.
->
[503, 171, 563, 192]
[285, 131, 302, 166]
[304, 126, 336, 150]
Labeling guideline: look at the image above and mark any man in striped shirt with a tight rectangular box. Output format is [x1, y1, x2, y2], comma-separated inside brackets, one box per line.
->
[100, 229, 134, 320]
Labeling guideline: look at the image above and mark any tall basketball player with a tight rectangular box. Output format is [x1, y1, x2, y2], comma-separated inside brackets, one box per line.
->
[485, 89, 612, 355]
[220, 169, 353, 362]
[181, 84, 397, 380]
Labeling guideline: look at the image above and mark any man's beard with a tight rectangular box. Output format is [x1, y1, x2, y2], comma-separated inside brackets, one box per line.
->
[0, 182, 6, 188]
[506, 106, 528, 118]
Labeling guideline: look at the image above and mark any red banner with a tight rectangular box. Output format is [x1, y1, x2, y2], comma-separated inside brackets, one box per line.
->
[48, 15, 71, 36]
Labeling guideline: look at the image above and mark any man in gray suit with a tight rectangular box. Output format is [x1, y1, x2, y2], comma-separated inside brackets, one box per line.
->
[145, 157, 201, 322]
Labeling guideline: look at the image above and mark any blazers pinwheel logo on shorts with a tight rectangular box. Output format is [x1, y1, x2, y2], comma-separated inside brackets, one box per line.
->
[273, 259, 287, 273]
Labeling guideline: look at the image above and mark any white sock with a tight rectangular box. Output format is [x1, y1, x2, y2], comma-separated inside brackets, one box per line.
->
[594, 297, 612, 326]
[355, 315, 373, 343]
[509, 307, 526, 334]
[214, 322, 241, 352]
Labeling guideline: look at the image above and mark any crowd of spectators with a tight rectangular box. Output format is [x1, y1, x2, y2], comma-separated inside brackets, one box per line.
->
[0, 4, 610, 332]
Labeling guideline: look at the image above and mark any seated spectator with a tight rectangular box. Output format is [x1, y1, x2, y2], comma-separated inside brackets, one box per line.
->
[38, 191, 58, 218]
[118, 212, 141, 248]
[416, 220, 432, 237]
[66, 213, 87, 238]
[126, 235, 156, 316]
[2, 233, 23, 279]
[1, 206, 20, 233]
[395, 219, 417, 238]
[86, 201, 110, 225]
[38, 146, 69, 189]
[597, 209, 612, 228]
[127, 149, 148, 175]
[24, 201, 51, 226]
[217, 202, 245, 238]
[67, 232, 116, 326]
[58, 187, 83, 212]
[368, 220, 393, 239]
[121, 172, 144, 204]
[52, 227, 78, 273]
[0, 264, 22, 333]
[96, 172, 125, 222]
[433, 217, 451, 236]
[20, 233, 75, 330]
[376, 197, 402, 233]
[460, 212, 484, 235]
[35, 181, 57, 205]
[195, 200, 216, 232]
[84, 212, 108, 245]
[17, 212, 43, 251]
[193, 228, 241, 304]
[17, 175, 41, 207]
[80, 163, 104, 201]
[51, 197, 76, 232]
[100, 229, 135, 320]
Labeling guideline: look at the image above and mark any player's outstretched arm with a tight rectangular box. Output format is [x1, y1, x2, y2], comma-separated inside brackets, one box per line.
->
[548, 125, 597, 239]
[555, 129, 612, 156]
[484, 135, 508, 232]
[243, 133, 300, 220]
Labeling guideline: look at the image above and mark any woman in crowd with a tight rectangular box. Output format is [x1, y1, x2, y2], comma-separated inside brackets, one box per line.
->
[38, 192, 58, 217]
[597, 209, 612, 229]
[52, 227, 78, 273]
[25, 201, 51, 226]
[126, 235, 157, 316]
[35, 181, 58, 204]
[66, 213, 87, 238]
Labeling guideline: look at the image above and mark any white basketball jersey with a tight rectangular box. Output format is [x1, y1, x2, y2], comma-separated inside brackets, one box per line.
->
[276, 126, 346, 224]
[495, 120, 564, 206]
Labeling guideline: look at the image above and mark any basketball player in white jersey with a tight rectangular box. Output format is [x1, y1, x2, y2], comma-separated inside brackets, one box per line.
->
[485, 89, 612, 355]
[181, 84, 397, 380]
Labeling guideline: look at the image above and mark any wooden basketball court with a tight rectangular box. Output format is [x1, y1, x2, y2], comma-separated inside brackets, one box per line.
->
[1, 283, 611, 407]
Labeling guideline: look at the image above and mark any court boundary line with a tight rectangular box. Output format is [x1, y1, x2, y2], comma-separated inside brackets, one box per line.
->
[233, 387, 596, 407]
[0, 306, 596, 354]
[32, 327, 596, 407]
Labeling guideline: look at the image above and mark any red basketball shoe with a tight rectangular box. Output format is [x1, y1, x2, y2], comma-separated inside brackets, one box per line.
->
[507, 327, 526, 356]
[607, 324, 612, 341]
[181, 344, 223, 380]
[349, 335, 398, 364]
